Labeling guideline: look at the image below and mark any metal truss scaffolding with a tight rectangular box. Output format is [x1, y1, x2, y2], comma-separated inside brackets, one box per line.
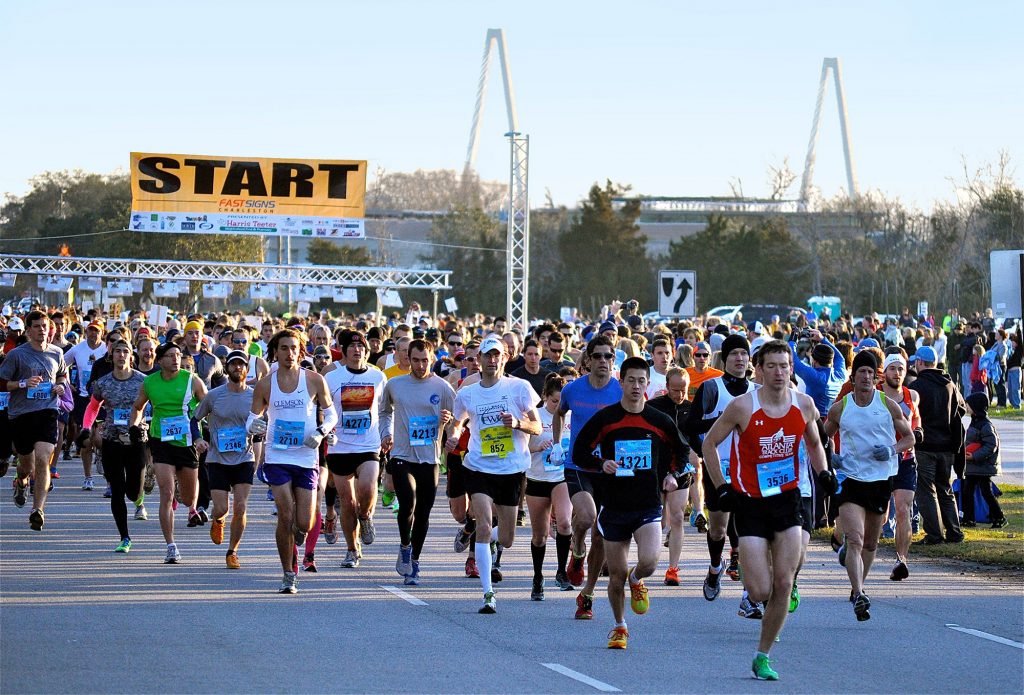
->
[506, 134, 529, 332]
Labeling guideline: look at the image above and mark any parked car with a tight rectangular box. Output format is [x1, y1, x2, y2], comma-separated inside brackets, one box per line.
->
[717, 303, 806, 327]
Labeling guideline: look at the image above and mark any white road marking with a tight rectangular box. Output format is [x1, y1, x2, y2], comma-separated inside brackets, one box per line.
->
[945, 623, 1024, 649]
[381, 586, 427, 606]
[542, 663, 620, 692]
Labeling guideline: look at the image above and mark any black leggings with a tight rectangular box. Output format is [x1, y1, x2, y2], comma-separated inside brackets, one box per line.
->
[962, 475, 1003, 523]
[390, 459, 439, 559]
[102, 439, 145, 540]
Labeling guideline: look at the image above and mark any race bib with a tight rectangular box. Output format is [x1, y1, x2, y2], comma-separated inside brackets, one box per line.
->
[0, 392, 8, 411]
[409, 415, 438, 446]
[112, 408, 130, 426]
[756, 459, 794, 497]
[273, 419, 304, 450]
[27, 382, 52, 400]
[160, 415, 188, 443]
[80, 369, 91, 393]
[143, 403, 153, 422]
[720, 457, 732, 484]
[614, 439, 652, 477]
[341, 410, 371, 435]
[217, 426, 247, 453]
[480, 425, 513, 458]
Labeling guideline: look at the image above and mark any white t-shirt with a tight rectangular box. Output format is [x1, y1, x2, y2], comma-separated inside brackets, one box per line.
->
[645, 369, 668, 400]
[64, 340, 107, 397]
[453, 376, 538, 475]
[527, 407, 570, 482]
[325, 364, 387, 454]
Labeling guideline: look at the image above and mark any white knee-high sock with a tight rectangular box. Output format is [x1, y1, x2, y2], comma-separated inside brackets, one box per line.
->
[476, 542, 492, 594]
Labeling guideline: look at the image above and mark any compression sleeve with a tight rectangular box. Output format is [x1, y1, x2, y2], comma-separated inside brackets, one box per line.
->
[82, 396, 103, 430]
[319, 402, 339, 434]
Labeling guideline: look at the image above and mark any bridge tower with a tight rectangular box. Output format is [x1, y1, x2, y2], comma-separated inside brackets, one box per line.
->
[799, 57, 859, 208]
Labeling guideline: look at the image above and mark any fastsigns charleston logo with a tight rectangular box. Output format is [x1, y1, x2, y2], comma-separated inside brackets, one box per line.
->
[759, 428, 795, 459]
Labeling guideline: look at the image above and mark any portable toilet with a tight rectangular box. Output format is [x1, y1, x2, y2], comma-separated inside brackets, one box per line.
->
[808, 296, 842, 320]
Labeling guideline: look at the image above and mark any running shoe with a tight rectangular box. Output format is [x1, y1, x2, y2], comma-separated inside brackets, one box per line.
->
[607, 626, 629, 650]
[575, 592, 594, 620]
[490, 565, 503, 583]
[396, 545, 414, 577]
[226, 552, 241, 570]
[187, 511, 202, 528]
[960, 519, 977, 528]
[279, 571, 298, 594]
[302, 553, 318, 572]
[479, 591, 496, 614]
[50, 468, 60, 479]
[838, 543, 848, 567]
[266, 488, 274, 501]
[531, 577, 545, 601]
[703, 566, 722, 601]
[210, 519, 225, 545]
[341, 550, 360, 568]
[164, 544, 181, 564]
[566, 553, 586, 587]
[890, 560, 909, 581]
[144, 464, 155, 494]
[404, 560, 421, 586]
[197, 508, 209, 524]
[464, 557, 480, 578]
[134, 505, 148, 521]
[991, 517, 1008, 529]
[830, 533, 843, 552]
[115, 538, 132, 553]
[489, 541, 502, 582]
[381, 490, 396, 508]
[694, 512, 708, 533]
[517, 508, 526, 527]
[629, 572, 649, 615]
[13, 481, 28, 508]
[726, 549, 740, 581]
[359, 516, 375, 545]
[664, 566, 680, 586]
[555, 570, 573, 591]
[62, 450, 72, 461]
[454, 525, 472, 553]
[738, 595, 764, 619]
[29, 508, 45, 531]
[853, 592, 871, 621]
[81, 476, 94, 491]
[663, 529, 671, 548]
[752, 654, 779, 680]
[293, 526, 307, 547]
[323, 515, 339, 545]
[789, 581, 800, 613]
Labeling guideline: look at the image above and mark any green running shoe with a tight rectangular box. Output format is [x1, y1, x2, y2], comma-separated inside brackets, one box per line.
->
[115, 538, 132, 553]
[381, 490, 396, 507]
[789, 580, 800, 613]
[752, 653, 778, 680]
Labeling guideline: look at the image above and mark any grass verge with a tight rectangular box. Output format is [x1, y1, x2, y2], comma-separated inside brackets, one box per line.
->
[814, 484, 1024, 568]
[990, 406, 1023, 421]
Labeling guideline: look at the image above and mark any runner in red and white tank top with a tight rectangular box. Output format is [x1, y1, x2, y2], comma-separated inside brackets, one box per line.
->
[730, 389, 805, 498]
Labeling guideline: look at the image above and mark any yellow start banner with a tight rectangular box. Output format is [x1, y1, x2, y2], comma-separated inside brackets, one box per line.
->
[129, 152, 367, 238]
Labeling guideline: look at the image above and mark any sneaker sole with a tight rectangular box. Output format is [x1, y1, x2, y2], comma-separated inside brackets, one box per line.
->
[29, 512, 44, 531]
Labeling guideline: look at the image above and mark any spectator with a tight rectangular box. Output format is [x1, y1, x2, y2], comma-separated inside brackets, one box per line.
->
[908, 346, 967, 545]
[961, 393, 1006, 528]
[1007, 332, 1022, 410]
[968, 344, 987, 396]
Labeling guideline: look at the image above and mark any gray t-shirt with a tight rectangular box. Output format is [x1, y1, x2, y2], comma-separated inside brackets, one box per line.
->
[194, 383, 255, 465]
[380, 373, 456, 464]
[92, 370, 147, 441]
[0, 343, 68, 418]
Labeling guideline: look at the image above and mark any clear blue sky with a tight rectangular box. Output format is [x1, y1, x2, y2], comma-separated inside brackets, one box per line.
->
[2, 1, 1020, 211]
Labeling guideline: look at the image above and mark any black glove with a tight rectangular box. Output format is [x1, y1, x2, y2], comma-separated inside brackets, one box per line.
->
[673, 470, 694, 489]
[129, 425, 144, 445]
[913, 428, 924, 446]
[715, 483, 736, 512]
[817, 468, 838, 495]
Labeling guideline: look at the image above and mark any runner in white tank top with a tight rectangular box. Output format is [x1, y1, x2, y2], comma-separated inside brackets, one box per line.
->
[248, 329, 337, 595]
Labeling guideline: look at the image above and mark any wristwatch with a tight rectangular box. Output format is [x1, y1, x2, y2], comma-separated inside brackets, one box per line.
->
[18, 379, 27, 389]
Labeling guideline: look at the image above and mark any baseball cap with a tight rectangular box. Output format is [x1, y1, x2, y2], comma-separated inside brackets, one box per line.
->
[8, 317, 25, 331]
[694, 341, 711, 354]
[915, 346, 937, 364]
[226, 349, 248, 365]
[599, 320, 617, 335]
[479, 335, 504, 355]
[882, 354, 907, 371]
[855, 337, 879, 352]
[87, 320, 104, 332]
[750, 336, 767, 357]
[313, 345, 331, 357]
[213, 345, 229, 360]
[747, 321, 765, 335]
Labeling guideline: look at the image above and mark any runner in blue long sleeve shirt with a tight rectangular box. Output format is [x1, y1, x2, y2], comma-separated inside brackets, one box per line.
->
[792, 329, 846, 418]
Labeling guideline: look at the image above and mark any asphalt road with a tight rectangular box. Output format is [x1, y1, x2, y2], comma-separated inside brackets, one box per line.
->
[2, 467, 1022, 694]
[992, 418, 1023, 486]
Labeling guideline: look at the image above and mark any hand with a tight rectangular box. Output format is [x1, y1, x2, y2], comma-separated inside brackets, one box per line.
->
[500, 411, 518, 429]
[601, 459, 620, 475]
[547, 442, 565, 465]
[247, 417, 268, 436]
[439, 409, 453, 426]
[539, 439, 554, 451]
[871, 444, 896, 462]
[129, 425, 144, 445]
[54, 383, 65, 398]
[817, 469, 839, 495]
[715, 483, 736, 512]
[303, 430, 325, 449]
[810, 329, 823, 342]
[662, 475, 679, 493]
[25, 375, 43, 389]
[381, 435, 393, 453]
[195, 439, 209, 455]
[326, 431, 338, 447]
[444, 435, 460, 453]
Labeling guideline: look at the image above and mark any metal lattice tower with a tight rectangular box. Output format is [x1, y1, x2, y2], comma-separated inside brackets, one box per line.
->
[799, 57, 859, 208]
[464, 28, 519, 176]
[506, 133, 529, 332]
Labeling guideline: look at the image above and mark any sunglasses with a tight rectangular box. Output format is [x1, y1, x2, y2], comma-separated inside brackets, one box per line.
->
[232, 339, 247, 345]
[590, 353, 614, 360]
[549, 348, 564, 354]
[448, 341, 463, 347]
[694, 352, 710, 358]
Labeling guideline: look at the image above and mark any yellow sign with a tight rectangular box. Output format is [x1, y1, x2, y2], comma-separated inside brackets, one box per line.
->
[129, 152, 367, 238]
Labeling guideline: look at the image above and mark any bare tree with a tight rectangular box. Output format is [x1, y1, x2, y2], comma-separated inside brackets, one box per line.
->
[767, 157, 798, 200]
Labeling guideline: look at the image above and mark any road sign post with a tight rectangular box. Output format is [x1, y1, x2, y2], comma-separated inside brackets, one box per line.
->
[658, 270, 696, 318]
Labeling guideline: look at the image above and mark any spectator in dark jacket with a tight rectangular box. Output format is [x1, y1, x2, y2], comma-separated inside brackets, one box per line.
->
[962, 393, 1006, 528]
[907, 346, 967, 545]
[791, 329, 847, 418]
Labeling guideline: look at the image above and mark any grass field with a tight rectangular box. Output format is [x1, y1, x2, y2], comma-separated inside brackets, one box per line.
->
[990, 406, 1023, 421]
[815, 484, 1024, 568]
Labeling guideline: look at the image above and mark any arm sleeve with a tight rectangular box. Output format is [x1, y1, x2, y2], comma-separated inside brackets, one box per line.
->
[82, 395, 103, 430]
[972, 422, 998, 461]
[378, 381, 394, 438]
[825, 339, 846, 377]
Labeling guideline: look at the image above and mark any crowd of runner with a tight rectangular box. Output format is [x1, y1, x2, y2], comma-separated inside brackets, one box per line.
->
[0, 298, 1016, 680]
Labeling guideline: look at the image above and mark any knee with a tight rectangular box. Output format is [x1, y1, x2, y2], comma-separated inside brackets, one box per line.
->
[556, 520, 572, 536]
[635, 556, 657, 576]
[574, 510, 595, 529]
[845, 531, 865, 550]
[862, 539, 878, 552]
